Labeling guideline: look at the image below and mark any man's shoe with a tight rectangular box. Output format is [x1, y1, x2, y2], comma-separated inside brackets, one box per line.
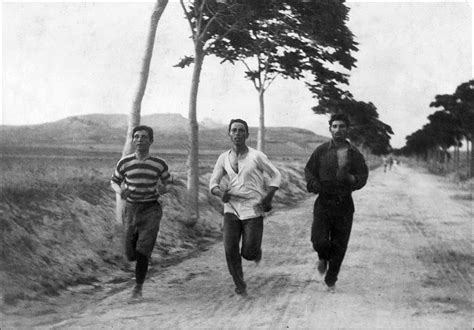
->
[317, 259, 327, 275]
[235, 281, 247, 297]
[326, 284, 336, 293]
[235, 287, 248, 297]
[131, 283, 143, 299]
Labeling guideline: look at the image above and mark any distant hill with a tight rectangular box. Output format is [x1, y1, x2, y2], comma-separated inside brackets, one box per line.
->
[0, 113, 328, 156]
[0, 113, 189, 144]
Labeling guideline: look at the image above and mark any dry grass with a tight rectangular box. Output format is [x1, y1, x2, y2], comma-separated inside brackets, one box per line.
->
[0, 150, 310, 307]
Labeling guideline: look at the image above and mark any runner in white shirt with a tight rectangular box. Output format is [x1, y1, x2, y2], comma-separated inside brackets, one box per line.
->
[209, 119, 282, 297]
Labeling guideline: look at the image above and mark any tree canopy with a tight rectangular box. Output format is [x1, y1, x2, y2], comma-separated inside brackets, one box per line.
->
[402, 80, 473, 177]
[177, 0, 358, 152]
[404, 80, 474, 158]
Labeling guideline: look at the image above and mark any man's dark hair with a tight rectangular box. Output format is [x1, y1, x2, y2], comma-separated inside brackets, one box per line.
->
[228, 119, 249, 134]
[329, 113, 350, 127]
[132, 125, 154, 142]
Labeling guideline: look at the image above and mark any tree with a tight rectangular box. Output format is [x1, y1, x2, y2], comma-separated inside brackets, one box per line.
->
[122, 0, 169, 156]
[177, 0, 270, 226]
[116, 0, 169, 224]
[209, 0, 357, 152]
[430, 80, 474, 177]
[426, 111, 461, 171]
[404, 129, 436, 161]
[403, 110, 461, 173]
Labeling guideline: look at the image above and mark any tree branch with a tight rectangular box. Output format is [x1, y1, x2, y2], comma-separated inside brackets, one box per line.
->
[180, 0, 195, 39]
[264, 72, 279, 91]
[241, 59, 259, 91]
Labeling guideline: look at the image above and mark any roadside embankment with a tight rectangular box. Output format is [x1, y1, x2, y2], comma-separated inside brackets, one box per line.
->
[0, 158, 309, 309]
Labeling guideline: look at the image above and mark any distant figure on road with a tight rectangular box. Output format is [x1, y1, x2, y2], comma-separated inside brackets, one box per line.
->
[209, 119, 282, 297]
[304, 113, 368, 292]
[382, 156, 388, 172]
[111, 125, 172, 299]
[387, 154, 394, 171]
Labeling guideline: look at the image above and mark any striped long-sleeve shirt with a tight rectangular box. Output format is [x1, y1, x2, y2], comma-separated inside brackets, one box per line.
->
[111, 154, 170, 203]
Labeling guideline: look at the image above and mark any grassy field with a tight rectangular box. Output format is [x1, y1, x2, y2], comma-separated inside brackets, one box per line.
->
[0, 145, 313, 308]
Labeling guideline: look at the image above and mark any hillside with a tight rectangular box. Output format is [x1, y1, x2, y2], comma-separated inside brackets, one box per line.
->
[0, 113, 329, 157]
[0, 113, 189, 144]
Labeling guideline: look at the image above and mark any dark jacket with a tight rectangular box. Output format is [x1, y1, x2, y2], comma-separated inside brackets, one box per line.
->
[304, 140, 368, 197]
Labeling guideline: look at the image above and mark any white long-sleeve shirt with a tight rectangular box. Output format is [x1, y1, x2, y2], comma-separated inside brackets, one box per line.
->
[209, 147, 282, 220]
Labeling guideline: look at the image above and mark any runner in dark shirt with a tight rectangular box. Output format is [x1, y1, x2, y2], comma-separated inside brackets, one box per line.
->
[305, 113, 368, 292]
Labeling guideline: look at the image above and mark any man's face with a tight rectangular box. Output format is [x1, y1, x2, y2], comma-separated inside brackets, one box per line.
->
[329, 120, 348, 142]
[229, 122, 249, 147]
[133, 130, 152, 152]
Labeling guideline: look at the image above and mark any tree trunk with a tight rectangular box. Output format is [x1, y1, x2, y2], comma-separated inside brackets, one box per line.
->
[466, 139, 470, 177]
[257, 88, 265, 152]
[456, 139, 460, 173]
[185, 45, 205, 227]
[469, 139, 474, 178]
[122, 0, 168, 156]
[116, 0, 168, 224]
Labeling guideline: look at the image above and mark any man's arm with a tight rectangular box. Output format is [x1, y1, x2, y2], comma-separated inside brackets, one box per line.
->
[211, 186, 231, 202]
[209, 154, 229, 202]
[157, 164, 173, 194]
[110, 180, 133, 199]
[111, 164, 132, 199]
[351, 151, 369, 191]
[260, 186, 278, 212]
[257, 153, 281, 211]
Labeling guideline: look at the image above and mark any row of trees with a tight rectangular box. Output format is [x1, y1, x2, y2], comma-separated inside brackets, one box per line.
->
[120, 0, 393, 226]
[401, 80, 474, 178]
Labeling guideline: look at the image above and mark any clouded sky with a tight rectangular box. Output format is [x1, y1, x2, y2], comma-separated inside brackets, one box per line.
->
[2, 1, 472, 147]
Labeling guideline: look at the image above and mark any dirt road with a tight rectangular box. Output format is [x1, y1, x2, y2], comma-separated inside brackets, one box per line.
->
[8, 165, 474, 328]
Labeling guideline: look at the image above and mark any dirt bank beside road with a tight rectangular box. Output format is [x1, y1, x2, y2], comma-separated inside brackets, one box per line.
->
[3, 164, 472, 328]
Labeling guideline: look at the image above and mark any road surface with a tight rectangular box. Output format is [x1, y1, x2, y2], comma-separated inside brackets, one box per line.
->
[8, 164, 474, 328]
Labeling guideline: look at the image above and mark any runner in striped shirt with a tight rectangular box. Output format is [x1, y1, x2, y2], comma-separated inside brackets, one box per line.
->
[111, 125, 172, 299]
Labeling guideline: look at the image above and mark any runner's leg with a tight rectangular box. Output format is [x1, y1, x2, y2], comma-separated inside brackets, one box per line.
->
[241, 217, 263, 261]
[223, 213, 246, 293]
[324, 212, 353, 287]
[311, 198, 331, 260]
[123, 202, 138, 262]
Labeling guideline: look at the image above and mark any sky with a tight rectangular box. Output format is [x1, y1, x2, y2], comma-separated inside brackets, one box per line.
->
[2, 1, 473, 148]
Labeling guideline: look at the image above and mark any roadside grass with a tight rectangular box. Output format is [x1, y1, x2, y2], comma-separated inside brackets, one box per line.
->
[0, 152, 309, 308]
[401, 156, 472, 182]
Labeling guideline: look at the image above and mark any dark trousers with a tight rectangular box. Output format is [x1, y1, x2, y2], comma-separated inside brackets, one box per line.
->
[123, 201, 162, 261]
[123, 201, 162, 285]
[223, 213, 263, 290]
[311, 196, 354, 286]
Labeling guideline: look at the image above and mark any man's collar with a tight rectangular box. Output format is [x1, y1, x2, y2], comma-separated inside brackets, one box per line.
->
[328, 139, 354, 150]
[134, 152, 151, 161]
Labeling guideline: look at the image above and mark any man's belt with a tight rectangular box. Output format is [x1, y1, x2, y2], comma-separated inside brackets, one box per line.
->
[319, 193, 350, 202]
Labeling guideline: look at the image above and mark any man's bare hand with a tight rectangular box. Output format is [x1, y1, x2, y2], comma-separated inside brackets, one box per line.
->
[260, 195, 273, 212]
[157, 184, 167, 195]
[222, 189, 231, 203]
[120, 188, 133, 199]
